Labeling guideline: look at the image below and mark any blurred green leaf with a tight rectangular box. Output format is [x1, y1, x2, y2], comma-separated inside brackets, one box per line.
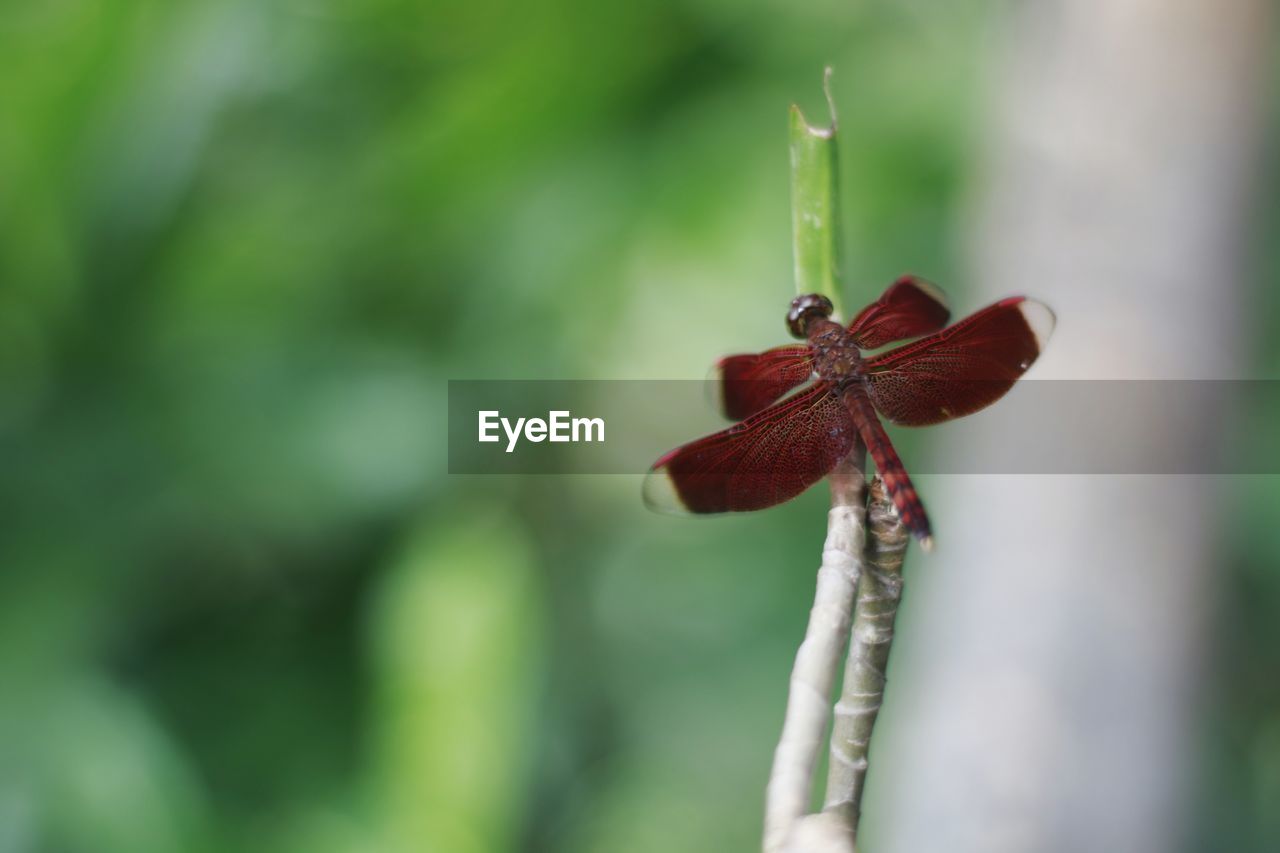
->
[365, 512, 545, 853]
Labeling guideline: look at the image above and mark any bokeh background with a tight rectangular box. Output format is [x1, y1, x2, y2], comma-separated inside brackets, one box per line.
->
[2, 1, 1279, 852]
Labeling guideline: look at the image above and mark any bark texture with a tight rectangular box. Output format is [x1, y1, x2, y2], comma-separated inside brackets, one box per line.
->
[824, 480, 909, 830]
[764, 455, 866, 853]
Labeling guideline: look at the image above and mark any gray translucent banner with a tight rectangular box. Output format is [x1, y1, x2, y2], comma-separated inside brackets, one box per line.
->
[447, 380, 1277, 474]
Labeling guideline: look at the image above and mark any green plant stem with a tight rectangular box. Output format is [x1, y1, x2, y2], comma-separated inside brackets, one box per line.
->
[790, 67, 844, 318]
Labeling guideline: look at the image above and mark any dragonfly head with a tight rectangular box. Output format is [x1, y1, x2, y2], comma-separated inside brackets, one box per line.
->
[787, 293, 834, 339]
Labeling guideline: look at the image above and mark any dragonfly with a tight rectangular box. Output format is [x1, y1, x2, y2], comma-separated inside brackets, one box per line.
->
[643, 277, 1055, 550]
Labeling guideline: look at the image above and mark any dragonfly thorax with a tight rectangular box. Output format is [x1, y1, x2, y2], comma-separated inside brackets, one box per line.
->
[807, 320, 865, 383]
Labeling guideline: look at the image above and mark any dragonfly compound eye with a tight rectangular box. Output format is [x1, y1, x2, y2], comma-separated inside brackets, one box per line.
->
[787, 293, 834, 338]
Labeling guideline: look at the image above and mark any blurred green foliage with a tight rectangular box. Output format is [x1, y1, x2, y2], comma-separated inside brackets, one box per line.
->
[2, 1, 1278, 851]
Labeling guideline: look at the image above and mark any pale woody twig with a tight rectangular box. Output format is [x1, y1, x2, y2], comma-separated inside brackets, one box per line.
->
[762, 451, 866, 853]
[823, 479, 909, 835]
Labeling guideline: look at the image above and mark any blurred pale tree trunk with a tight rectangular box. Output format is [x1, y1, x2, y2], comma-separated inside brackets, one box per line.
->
[871, 2, 1273, 852]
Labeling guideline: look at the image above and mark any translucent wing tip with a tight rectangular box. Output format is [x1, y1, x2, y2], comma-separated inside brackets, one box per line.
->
[901, 275, 950, 312]
[1017, 299, 1056, 352]
[642, 465, 690, 516]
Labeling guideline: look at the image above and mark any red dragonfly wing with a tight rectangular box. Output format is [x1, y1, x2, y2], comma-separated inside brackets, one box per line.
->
[864, 296, 1054, 426]
[847, 275, 951, 349]
[644, 382, 855, 514]
[716, 345, 814, 420]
